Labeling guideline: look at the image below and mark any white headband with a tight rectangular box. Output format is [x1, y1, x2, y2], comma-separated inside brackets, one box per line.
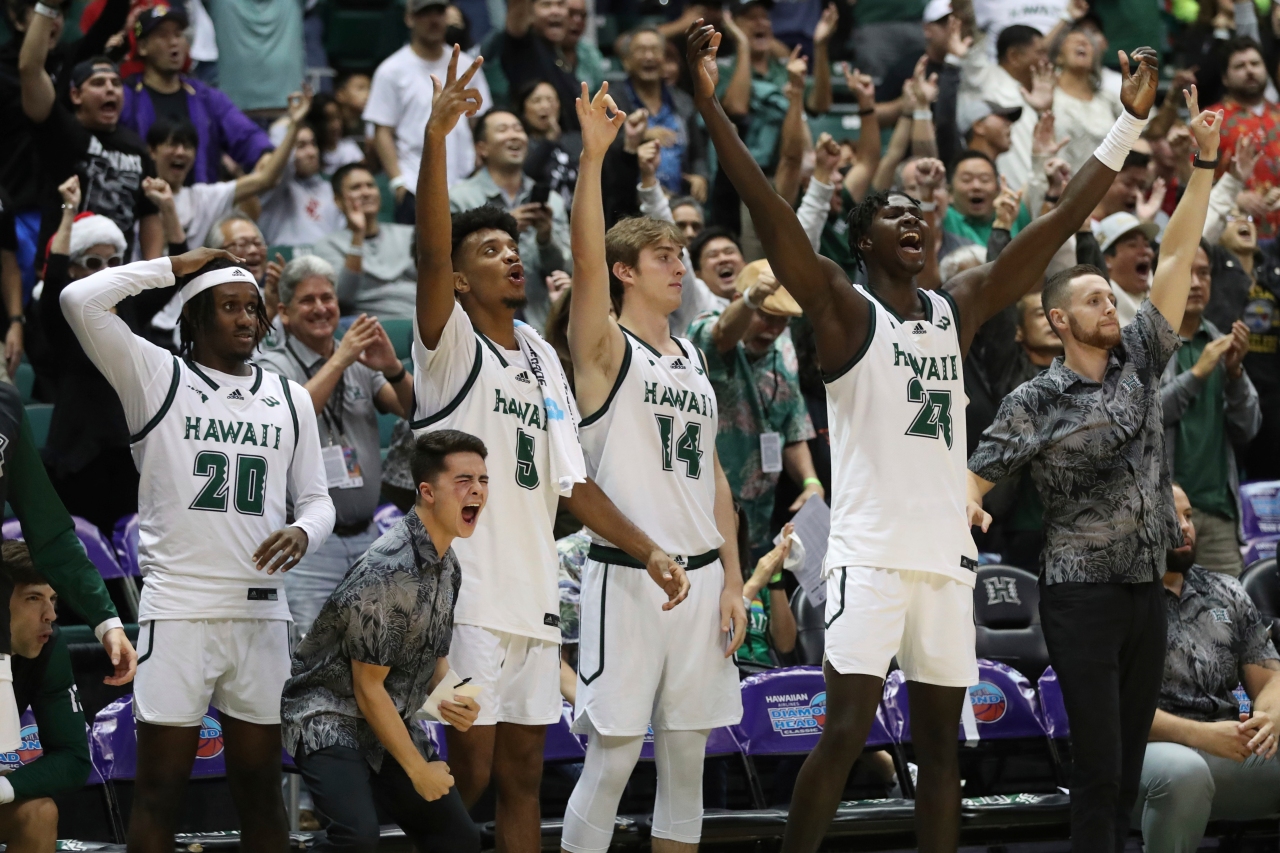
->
[179, 266, 256, 304]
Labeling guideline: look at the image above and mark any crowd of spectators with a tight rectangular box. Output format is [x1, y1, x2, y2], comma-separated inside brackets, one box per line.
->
[1, 0, 1280, 842]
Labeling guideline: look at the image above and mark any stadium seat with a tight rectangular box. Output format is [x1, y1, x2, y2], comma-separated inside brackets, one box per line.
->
[377, 412, 401, 448]
[380, 317, 414, 360]
[267, 246, 295, 265]
[1240, 481, 1280, 540]
[4, 515, 128, 580]
[14, 362, 33, 404]
[789, 586, 825, 666]
[972, 565, 1050, 681]
[807, 111, 864, 143]
[111, 514, 141, 578]
[24, 403, 52, 448]
[1241, 557, 1280, 641]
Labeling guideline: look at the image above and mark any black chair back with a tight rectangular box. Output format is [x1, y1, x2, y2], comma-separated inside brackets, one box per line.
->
[790, 587, 825, 667]
[973, 565, 1050, 681]
[1240, 558, 1280, 640]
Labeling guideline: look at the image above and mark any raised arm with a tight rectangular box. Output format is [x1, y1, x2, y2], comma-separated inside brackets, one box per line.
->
[805, 3, 837, 116]
[686, 21, 869, 372]
[568, 83, 629, 416]
[1151, 87, 1221, 331]
[843, 68, 882, 201]
[774, 51, 813, 208]
[236, 92, 311, 201]
[415, 47, 484, 350]
[945, 47, 1160, 351]
[18, 6, 57, 123]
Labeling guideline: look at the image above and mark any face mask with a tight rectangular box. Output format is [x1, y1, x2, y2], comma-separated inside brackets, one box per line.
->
[445, 25, 471, 51]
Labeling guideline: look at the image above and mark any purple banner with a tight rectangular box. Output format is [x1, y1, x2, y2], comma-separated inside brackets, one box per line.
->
[1036, 667, 1068, 739]
[0, 709, 103, 785]
[882, 661, 1047, 743]
[732, 666, 892, 756]
[1241, 481, 1280, 539]
[112, 514, 142, 578]
[4, 516, 126, 580]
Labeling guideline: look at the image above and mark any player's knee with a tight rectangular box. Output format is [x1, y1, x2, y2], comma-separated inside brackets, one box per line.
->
[12, 797, 58, 844]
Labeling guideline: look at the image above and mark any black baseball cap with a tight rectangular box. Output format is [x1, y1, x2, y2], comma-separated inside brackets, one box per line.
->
[70, 58, 119, 88]
[134, 3, 189, 40]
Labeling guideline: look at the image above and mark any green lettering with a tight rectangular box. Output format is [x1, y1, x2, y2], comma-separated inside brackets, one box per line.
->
[687, 393, 702, 416]
[673, 389, 689, 411]
[493, 389, 508, 414]
[274, 426, 282, 450]
[184, 416, 201, 440]
[528, 405, 542, 429]
[893, 343, 908, 367]
[926, 358, 941, 381]
[907, 354, 926, 378]
[644, 382, 658, 404]
[261, 424, 272, 447]
[951, 355, 958, 378]
[218, 420, 243, 443]
[203, 421, 221, 442]
[660, 386, 675, 408]
[241, 423, 258, 445]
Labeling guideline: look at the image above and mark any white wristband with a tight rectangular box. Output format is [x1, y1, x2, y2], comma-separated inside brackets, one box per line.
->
[1093, 110, 1149, 172]
[345, 243, 364, 257]
[34, 3, 60, 18]
[912, 110, 933, 121]
[388, 175, 407, 191]
[742, 286, 761, 311]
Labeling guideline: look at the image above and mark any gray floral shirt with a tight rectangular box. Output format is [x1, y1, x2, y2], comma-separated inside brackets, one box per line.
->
[1161, 566, 1278, 722]
[969, 300, 1183, 585]
[280, 510, 460, 770]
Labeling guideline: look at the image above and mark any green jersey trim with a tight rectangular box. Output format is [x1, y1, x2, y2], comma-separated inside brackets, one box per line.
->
[131, 357, 181, 444]
[410, 338, 485, 429]
[186, 359, 220, 392]
[822, 302, 877, 384]
[279, 375, 300, 447]
[578, 331, 633, 427]
[824, 568, 847, 628]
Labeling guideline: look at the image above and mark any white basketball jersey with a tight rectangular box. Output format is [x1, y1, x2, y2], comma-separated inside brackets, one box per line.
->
[825, 286, 978, 585]
[130, 358, 305, 620]
[579, 330, 723, 557]
[411, 316, 562, 643]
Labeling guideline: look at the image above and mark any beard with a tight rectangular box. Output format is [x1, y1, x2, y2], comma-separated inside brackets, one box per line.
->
[501, 295, 528, 310]
[1166, 545, 1196, 574]
[1067, 313, 1122, 349]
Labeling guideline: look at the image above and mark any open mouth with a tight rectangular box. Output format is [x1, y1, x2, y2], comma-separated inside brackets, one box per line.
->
[899, 230, 923, 252]
[461, 503, 480, 525]
[714, 262, 737, 284]
[508, 263, 526, 286]
[1134, 261, 1151, 277]
[1238, 225, 1254, 239]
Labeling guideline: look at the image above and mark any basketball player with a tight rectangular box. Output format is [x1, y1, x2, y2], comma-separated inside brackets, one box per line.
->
[414, 49, 689, 853]
[560, 83, 744, 853]
[60, 247, 335, 853]
[684, 22, 1159, 853]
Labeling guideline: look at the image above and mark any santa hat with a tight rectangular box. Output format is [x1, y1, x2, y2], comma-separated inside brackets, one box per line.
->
[69, 213, 127, 259]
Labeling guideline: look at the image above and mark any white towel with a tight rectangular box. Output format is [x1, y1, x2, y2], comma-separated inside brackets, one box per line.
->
[513, 321, 586, 496]
[0, 656, 20, 755]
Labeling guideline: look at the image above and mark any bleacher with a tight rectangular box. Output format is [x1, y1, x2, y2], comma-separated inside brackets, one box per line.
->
[10, 488, 1277, 848]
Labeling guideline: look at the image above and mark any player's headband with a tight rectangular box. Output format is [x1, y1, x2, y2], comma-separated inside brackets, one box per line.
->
[180, 266, 257, 304]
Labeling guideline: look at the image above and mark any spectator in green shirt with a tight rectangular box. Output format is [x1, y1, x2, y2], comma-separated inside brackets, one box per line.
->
[0, 541, 93, 842]
[1159, 245, 1261, 576]
[734, 521, 797, 674]
[687, 260, 822, 559]
[942, 150, 1030, 246]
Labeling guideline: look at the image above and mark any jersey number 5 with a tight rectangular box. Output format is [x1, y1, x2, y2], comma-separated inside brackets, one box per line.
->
[655, 415, 703, 478]
[904, 377, 953, 449]
[190, 451, 269, 515]
[515, 428, 540, 490]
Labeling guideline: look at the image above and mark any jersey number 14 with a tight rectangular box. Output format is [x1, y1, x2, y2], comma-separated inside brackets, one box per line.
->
[655, 415, 703, 478]
[904, 377, 953, 449]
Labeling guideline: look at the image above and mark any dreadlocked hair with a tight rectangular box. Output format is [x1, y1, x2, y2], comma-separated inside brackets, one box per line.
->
[846, 189, 923, 273]
[177, 258, 270, 358]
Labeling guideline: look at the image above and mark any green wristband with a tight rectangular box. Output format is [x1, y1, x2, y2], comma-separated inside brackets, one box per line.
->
[803, 477, 822, 489]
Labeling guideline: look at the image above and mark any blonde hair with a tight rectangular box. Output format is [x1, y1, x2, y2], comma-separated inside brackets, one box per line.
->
[605, 216, 685, 302]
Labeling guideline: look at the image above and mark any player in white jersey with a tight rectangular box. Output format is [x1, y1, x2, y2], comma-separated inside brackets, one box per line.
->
[60, 248, 335, 853]
[559, 84, 745, 853]
[685, 21, 1160, 853]
[414, 50, 688, 853]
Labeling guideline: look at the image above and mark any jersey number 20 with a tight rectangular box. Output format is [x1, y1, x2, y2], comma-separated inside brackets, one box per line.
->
[190, 451, 268, 515]
[655, 415, 703, 478]
[904, 377, 953, 449]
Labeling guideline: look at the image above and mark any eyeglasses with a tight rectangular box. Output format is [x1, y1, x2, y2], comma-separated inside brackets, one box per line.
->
[72, 254, 123, 270]
[1227, 213, 1255, 223]
[226, 238, 266, 253]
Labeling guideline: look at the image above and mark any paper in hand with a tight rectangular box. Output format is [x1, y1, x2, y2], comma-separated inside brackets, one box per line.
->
[774, 496, 830, 605]
[415, 669, 483, 723]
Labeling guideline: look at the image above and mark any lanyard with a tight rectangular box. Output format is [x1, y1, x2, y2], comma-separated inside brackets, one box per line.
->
[734, 344, 781, 430]
[285, 339, 345, 441]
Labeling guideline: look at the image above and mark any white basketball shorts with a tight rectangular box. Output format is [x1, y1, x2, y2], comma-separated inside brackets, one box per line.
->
[824, 566, 978, 688]
[573, 558, 742, 736]
[134, 618, 291, 726]
[447, 624, 562, 726]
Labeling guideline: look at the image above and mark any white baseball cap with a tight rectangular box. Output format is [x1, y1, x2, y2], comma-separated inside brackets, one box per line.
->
[924, 0, 952, 23]
[1092, 212, 1159, 254]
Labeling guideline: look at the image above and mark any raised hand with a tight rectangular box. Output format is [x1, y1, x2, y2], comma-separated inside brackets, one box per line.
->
[912, 55, 939, 107]
[1224, 319, 1250, 379]
[335, 314, 380, 367]
[623, 107, 649, 153]
[170, 247, 244, 276]
[1020, 60, 1057, 113]
[1032, 110, 1069, 158]
[357, 320, 403, 374]
[637, 139, 661, 186]
[426, 45, 485, 140]
[142, 176, 174, 208]
[1232, 131, 1262, 183]
[785, 44, 808, 87]
[286, 89, 312, 125]
[913, 157, 946, 200]
[993, 176, 1023, 230]
[1135, 176, 1167, 223]
[946, 15, 972, 59]
[545, 269, 572, 301]
[576, 81, 626, 159]
[1183, 84, 1223, 160]
[813, 2, 838, 44]
[813, 131, 841, 184]
[1067, 0, 1090, 20]
[844, 65, 875, 109]
[686, 20, 724, 101]
[1119, 46, 1160, 119]
[1045, 157, 1072, 195]
[57, 175, 81, 209]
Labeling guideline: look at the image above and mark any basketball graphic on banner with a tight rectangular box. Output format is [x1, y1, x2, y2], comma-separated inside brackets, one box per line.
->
[968, 682, 1007, 723]
[196, 715, 224, 759]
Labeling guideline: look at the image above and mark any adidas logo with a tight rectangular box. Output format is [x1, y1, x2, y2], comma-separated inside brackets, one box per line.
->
[231, 268, 247, 277]
[670, 358, 686, 370]
[515, 371, 531, 383]
[227, 389, 245, 400]
[912, 322, 926, 334]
